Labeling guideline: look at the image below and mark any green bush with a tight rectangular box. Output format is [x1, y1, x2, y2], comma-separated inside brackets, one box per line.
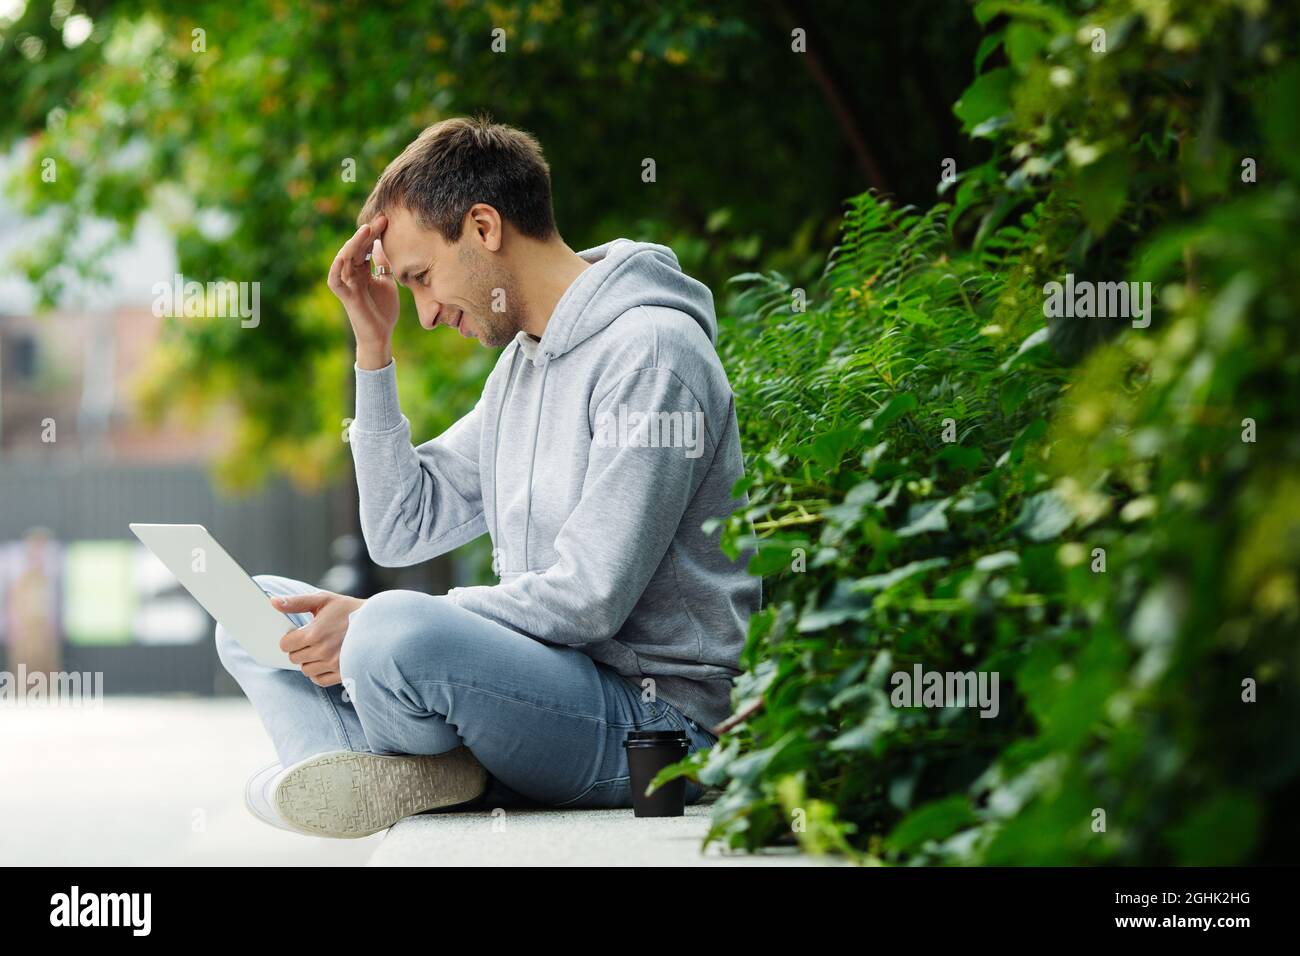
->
[655, 0, 1300, 864]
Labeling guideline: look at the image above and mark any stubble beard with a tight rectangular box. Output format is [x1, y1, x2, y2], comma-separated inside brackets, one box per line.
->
[462, 246, 524, 348]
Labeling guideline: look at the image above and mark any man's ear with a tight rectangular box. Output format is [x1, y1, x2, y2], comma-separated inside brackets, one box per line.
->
[467, 203, 503, 252]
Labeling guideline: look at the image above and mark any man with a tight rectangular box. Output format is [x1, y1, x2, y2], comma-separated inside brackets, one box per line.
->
[215, 116, 760, 838]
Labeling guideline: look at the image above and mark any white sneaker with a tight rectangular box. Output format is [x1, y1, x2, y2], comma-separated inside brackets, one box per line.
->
[244, 760, 301, 834]
[243, 747, 489, 839]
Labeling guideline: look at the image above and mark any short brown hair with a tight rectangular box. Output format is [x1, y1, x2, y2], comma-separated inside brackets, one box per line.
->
[356, 115, 557, 241]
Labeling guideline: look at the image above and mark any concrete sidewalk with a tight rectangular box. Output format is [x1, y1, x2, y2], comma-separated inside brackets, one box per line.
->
[2, 695, 383, 866]
[369, 800, 841, 867]
[4, 695, 840, 866]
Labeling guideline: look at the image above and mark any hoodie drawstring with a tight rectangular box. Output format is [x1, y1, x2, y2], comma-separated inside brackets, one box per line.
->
[490, 345, 551, 576]
[520, 354, 551, 570]
[490, 347, 521, 575]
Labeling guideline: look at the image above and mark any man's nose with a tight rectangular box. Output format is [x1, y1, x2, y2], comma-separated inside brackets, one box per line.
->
[416, 298, 444, 329]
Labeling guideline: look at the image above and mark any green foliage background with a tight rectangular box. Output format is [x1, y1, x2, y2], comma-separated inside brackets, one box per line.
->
[6, 0, 1300, 863]
[656, 0, 1300, 864]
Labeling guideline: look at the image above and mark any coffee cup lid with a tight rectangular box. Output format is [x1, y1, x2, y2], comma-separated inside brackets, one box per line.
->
[623, 729, 689, 747]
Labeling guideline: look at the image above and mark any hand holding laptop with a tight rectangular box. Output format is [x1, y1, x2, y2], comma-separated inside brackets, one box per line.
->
[272, 590, 365, 688]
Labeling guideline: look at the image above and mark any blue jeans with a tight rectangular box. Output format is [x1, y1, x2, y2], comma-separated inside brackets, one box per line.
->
[214, 574, 719, 809]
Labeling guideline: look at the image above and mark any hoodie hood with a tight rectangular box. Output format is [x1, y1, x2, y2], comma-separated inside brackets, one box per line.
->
[516, 239, 717, 367]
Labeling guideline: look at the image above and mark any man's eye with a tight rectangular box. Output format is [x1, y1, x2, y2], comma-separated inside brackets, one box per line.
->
[415, 271, 430, 285]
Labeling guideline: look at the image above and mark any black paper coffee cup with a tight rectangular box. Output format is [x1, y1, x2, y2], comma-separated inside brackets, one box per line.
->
[623, 729, 690, 817]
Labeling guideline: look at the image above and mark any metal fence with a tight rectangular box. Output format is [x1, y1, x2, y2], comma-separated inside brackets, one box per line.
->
[0, 460, 340, 577]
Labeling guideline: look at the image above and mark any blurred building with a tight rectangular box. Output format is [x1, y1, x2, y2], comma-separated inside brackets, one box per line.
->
[0, 304, 231, 461]
[0, 149, 358, 696]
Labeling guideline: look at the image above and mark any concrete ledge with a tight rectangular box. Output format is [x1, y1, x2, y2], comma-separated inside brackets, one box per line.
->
[368, 799, 846, 866]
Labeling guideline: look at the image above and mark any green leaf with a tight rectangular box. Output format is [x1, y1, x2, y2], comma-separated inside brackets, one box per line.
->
[1008, 417, 1047, 463]
[897, 498, 952, 537]
[747, 541, 806, 576]
[886, 796, 978, 853]
[1004, 21, 1048, 68]
[953, 68, 1013, 135]
[850, 557, 950, 593]
[726, 733, 800, 786]
[797, 582, 873, 632]
[1067, 150, 1132, 235]
[953, 490, 997, 513]
[1013, 489, 1073, 542]
[973, 2, 1074, 35]
[975, 550, 1020, 572]
[805, 424, 862, 471]
[862, 392, 918, 436]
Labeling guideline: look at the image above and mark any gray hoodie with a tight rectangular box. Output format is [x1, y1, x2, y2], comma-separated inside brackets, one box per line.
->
[348, 238, 760, 732]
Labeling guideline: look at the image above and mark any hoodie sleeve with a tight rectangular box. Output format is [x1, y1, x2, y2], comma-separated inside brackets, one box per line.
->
[442, 365, 715, 645]
[349, 359, 487, 566]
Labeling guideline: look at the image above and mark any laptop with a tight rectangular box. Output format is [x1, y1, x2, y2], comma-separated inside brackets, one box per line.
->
[129, 523, 297, 670]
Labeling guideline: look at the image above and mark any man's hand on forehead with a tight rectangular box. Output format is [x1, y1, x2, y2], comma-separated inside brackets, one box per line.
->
[328, 212, 400, 366]
[361, 214, 390, 276]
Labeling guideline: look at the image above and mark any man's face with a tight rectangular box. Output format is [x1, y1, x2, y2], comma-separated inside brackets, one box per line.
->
[380, 205, 523, 348]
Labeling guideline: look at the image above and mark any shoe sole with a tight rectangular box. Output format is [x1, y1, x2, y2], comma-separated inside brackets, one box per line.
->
[273, 746, 488, 839]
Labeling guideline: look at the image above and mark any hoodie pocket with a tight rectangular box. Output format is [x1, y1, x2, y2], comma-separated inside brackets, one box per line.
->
[622, 590, 705, 665]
